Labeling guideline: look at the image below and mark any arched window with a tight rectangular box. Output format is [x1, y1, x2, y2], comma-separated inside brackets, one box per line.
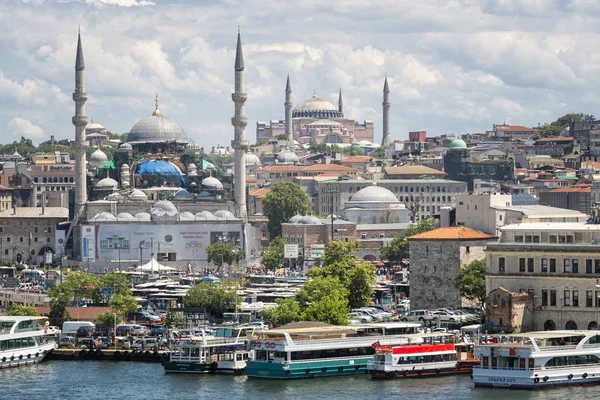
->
[588, 321, 598, 330]
[543, 320, 556, 331]
[565, 320, 578, 330]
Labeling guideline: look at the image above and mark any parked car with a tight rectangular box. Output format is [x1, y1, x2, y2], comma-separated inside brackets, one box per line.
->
[365, 306, 395, 319]
[132, 325, 149, 336]
[76, 326, 93, 338]
[370, 305, 397, 316]
[59, 335, 76, 347]
[400, 310, 434, 323]
[348, 312, 373, 323]
[46, 326, 60, 335]
[132, 336, 166, 349]
[431, 310, 463, 323]
[151, 326, 167, 336]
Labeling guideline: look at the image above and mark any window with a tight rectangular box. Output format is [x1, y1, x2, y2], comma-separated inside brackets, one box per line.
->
[550, 290, 557, 306]
[573, 290, 579, 307]
[587, 259, 593, 274]
[498, 257, 505, 272]
[564, 259, 571, 273]
[588, 291, 594, 307]
[519, 258, 526, 272]
[550, 259, 556, 273]
[19, 237, 23, 243]
[596, 260, 600, 274]
[573, 259, 579, 274]
[596, 291, 600, 308]
[361, 233, 366, 239]
[564, 290, 571, 307]
[541, 258, 548, 273]
[542, 289, 548, 306]
[527, 258, 534, 272]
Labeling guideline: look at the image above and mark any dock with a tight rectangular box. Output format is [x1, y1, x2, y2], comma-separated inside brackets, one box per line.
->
[47, 348, 169, 363]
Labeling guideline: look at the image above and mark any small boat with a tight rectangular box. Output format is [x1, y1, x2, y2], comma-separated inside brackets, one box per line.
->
[0, 316, 56, 369]
[472, 330, 600, 389]
[163, 327, 253, 374]
[368, 333, 479, 379]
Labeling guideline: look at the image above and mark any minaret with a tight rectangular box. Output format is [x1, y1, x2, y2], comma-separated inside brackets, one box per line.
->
[231, 27, 248, 221]
[73, 27, 88, 218]
[382, 76, 391, 147]
[338, 87, 343, 115]
[285, 74, 293, 146]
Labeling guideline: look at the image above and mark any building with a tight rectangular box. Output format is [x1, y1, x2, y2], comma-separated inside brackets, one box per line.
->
[408, 226, 496, 310]
[29, 153, 75, 206]
[492, 124, 536, 139]
[485, 288, 533, 333]
[384, 164, 447, 180]
[527, 136, 574, 156]
[409, 131, 427, 143]
[342, 183, 410, 224]
[318, 179, 467, 221]
[539, 186, 592, 215]
[485, 222, 600, 331]
[0, 186, 12, 212]
[255, 164, 358, 186]
[569, 120, 600, 157]
[0, 207, 69, 264]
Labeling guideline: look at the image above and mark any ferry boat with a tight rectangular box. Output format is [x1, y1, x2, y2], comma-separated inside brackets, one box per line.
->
[368, 333, 479, 379]
[0, 316, 55, 369]
[472, 330, 600, 389]
[245, 322, 420, 379]
[163, 326, 253, 374]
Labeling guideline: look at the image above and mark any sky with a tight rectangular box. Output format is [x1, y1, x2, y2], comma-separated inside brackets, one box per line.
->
[2, 0, 600, 148]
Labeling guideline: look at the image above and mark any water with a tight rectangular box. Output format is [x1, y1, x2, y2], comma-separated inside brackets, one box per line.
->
[3, 361, 600, 400]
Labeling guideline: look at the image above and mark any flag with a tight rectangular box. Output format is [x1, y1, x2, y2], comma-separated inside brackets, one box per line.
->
[371, 341, 380, 349]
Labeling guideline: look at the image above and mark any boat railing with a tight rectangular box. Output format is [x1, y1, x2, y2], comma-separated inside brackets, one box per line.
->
[537, 344, 578, 351]
[479, 362, 600, 371]
[0, 326, 42, 335]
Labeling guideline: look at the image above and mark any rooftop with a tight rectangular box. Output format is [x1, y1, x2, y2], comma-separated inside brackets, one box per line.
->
[495, 125, 535, 132]
[249, 187, 271, 199]
[385, 165, 447, 176]
[0, 207, 69, 219]
[408, 226, 496, 241]
[499, 222, 599, 232]
[551, 187, 591, 193]
[340, 156, 373, 164]
[497, 205, 586, 218]
[535, 136, 574, 143]
[322, 179, 466, 185]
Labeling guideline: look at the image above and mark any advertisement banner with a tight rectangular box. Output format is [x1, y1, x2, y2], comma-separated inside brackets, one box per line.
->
[284, 244, 298, 259]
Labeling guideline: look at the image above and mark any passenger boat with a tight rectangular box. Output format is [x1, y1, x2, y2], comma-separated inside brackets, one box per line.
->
[368, 333, 479, 379]
[472, 330, 600, 389]
[0, 316, 55, 369]
[245, 322, 420, 379]
[163, 326, 253, 374]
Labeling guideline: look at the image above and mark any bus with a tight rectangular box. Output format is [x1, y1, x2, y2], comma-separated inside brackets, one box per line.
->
[20, 269, 46, 283]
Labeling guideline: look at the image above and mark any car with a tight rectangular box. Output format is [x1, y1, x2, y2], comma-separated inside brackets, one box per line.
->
[357, 307, 392, 321]
[352, 308, 385, 321]
[348, 312, 373, 323]
[132, 325, 149, 336]
[132, 337, 165, 349]
[370, 305, 397, 316]
[400, 310, 434, 323]
[431, 310, 463, 323]
[249, 321, 269, 330]
[59, 335, 76, 347]
[76, 326, 93, 338]
[151, 326, 167, 336]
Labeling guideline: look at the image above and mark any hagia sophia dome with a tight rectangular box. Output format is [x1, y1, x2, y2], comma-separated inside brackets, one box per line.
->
[292, 93, 343, 119]
[126, 96, 188, 145]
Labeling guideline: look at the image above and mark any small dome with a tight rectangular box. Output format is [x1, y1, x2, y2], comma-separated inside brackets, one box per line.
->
[173, 189, 192, 200]
[151, 200, 178, 216]
[188, 163, 197, 169]
[117, 143, 133, 152]
[201, 176, 223, 190]
[85, 121, 106, 132]
[93, 212, 116, 221]
[117, 212, 135, 221]
[134, 212, 151, 221]
[95, 177, 119, 189]
[198, 191, 212, 197]
[276, 148, 299, 165]
[298, 215, 321, 225]
[351, 183, 398, 203]
[195, 211, 215, 220]
[245, 150, 261, 167]
[449, 138, 467, 150]
[89, 148, 108, 168]
[129, 189, 148, 200]
[179, 211, 195, 220]
[206, 162, 215, 170]
[213, 210, 235, 219]
[289, 215, 302, 223]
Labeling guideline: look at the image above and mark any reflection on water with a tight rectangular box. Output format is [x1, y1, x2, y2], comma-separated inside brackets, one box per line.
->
[2, 361, 600, 400]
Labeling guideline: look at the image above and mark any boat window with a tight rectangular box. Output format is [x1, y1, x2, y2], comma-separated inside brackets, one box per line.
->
[528, 358, 534, 369]
[545, 355, 600, 367]
[255, 350, 267, 361]
[519, 358, 525, 369]
[587, 335, 600, 344]
[482, 356, 488, 368]
[396, 353, 456, 365]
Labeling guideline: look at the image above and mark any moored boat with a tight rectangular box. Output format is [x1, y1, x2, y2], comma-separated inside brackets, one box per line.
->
[368, 333, 478, 379]
[472, 330, 600, 389]
[0, 316, 55, 369]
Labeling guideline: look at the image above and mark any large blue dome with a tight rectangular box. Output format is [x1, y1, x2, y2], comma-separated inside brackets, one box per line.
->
[136, 160, 187, 186]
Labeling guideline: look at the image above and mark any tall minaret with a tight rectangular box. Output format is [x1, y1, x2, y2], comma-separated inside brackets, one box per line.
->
[231, 27, 248, 221]
[382, 76, 391, 147]
[73, 27, 88, 218]
[285, 74, 293, 145]
[338, 87, 343, 115]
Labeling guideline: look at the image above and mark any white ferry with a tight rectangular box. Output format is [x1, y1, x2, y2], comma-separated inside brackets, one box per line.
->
[368, 333, 479, 379]
[0, 316, 56, 369]
[245, 322, 420, 379]
[473, 330, 600, 389]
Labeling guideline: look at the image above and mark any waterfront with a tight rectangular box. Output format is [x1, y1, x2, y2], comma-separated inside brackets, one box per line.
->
[3, 361, 600, 400]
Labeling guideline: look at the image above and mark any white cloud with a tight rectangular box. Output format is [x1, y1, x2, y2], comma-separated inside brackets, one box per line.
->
[7, 117, 45, 139]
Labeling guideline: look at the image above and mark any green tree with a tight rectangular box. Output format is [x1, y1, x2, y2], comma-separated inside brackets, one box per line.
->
[296, 276, 349, 308]
[276, 133, 289, 140]
[301, 295, 349, 325]
[110, 293, 138, 316]
[97, 311, 122, 330]
[260, 298, 301, 326]
[263, 181, 311, 238]
[205, 242, 244, 271]
[63, 272, 100, 304]
[48, 284, 73, 326]
[454, 259, 487, 308]
[534, 113, 595, 139]
[7, 304, 38, 316]
[379, 218, 435, 263]
[340, 146, 364, 156]
[370, 146, 386, 158]
[261, 236, 285, 270]
[99, 272, 132, 301]
[183, 283, 239, 319]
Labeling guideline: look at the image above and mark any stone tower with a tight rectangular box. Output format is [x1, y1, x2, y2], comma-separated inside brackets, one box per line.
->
[338, 88, 343, 115]
[231, 28, 248, 221]
[285, 74, 293, 145]
[382, 76, 391, 147]
[73, 28, 88, 218]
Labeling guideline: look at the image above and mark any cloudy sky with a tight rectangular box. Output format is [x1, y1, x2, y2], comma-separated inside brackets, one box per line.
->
[1, 0, 600, 147]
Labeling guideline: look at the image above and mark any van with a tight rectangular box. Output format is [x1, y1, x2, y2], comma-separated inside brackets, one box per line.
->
[117, 324, 147, 336]
[132, 337, 165, 349]
[62, 321, 96, 335]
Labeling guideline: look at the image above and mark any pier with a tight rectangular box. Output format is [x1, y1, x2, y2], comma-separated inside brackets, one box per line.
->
[47, 348, 169, 363]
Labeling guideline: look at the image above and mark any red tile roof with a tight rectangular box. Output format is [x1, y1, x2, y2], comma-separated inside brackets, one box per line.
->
[249, 187, 271, 199]
[551, 187, 591, 193]
[408, 227, 496, 241]
[340, 156, 373, 164]
[495, 125, 535, 132]
[535, 136, 574, 143]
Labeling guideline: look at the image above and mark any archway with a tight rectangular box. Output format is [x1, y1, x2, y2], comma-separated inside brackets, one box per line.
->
[16, 253, 22, 263]
[588, 321, 598, 330]
[565, 320, 578, 330]
[38, 246, 54, 256]
[543, 320, 556, 331]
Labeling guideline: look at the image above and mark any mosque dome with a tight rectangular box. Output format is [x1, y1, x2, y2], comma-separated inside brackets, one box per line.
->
[195, 211, 216, 220]
[117, 143, 133, 152]
[351, 183, 398, 203]
[85, 120, 107, 134]
[276, 147, 299, 165]
[93, 212, 117, 221]
[173, 189, 192, 200]
[213, 210, 235, 219]
[89, 148, 108, 168]
[117, 212, 135, 221]
[129, 189, 148, 200]
[298, 215, 322, 225]
[179, 211, 195, 221]
[289, 215, 303, 223]
[201, 176, 223, 190]
[449, 138, 467, 150]
[134, 212, 151, 221]
[95, 177, 119, 190]
[127, 97, 188, 144]
[151, 200, 178, 217]
[245, 151, 261, 167]
[306, 119, 344, 129]
[136, 160, 186, 186]
[121, 163, 130, 170]
[292, 94, 343, 119]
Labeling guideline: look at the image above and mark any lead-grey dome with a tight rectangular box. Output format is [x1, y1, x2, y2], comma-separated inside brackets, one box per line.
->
[127, 112, 188, 145]
[298, 215, 322, 225]
[89, 148, 108, 168]
[293, 94, 343, 119]
[351, 183, 398, 203]
[214, 210, 235, 219]
[276, 147, 299, 165]
[245, 150, 261, 167]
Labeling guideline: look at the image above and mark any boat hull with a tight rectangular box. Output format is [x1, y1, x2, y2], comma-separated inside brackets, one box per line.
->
[473, 366, 600, 389]
[370, 362, 476, 379]
[245, 356, 372, 379]
[0, 343, 54, 369]
[163, 361, 218, 374]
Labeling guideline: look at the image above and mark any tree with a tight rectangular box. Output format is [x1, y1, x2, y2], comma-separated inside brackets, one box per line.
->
[205, 241, 244, 271]
[370, 146, 386, 159]
[99, 272, 132, 301]
[379, 218, 435, 263]
[183, 283, 239, 319]
[454, 259, 487, 308]
[110, 293, 138, 316]
[260, 298, 301, 326]
[534, 113, 595, 139]
[296, 276, 349, 308]
[263, 181, 311, 238]
[48, 284, 73, 326]
[97, 311, 122, 330]
[261, 236, 285, 270]
[62, 272, 100, 304]
[276, 133, 289, 140]
[301, 295, 349, 325]
[309, 240, 376, 309]
[7, 304, 38, 316]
